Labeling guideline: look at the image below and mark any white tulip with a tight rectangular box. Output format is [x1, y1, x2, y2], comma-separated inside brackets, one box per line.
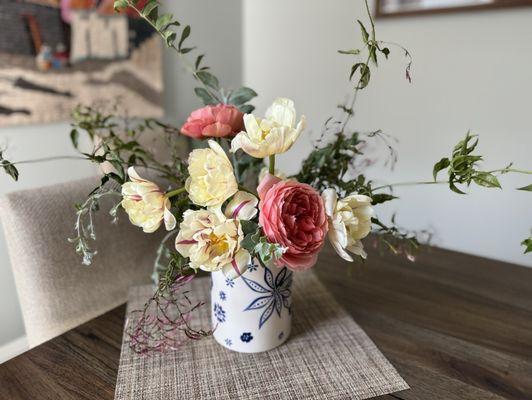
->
[231, 98, 306, 158]
[322, 189, 374, 261]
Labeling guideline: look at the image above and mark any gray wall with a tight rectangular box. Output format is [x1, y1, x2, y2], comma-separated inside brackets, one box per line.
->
[0, 0, 242, 348]
[243, 0, 532, 267]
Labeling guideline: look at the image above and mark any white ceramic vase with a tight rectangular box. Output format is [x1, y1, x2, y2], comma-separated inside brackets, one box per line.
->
[211, 259, 293, 353]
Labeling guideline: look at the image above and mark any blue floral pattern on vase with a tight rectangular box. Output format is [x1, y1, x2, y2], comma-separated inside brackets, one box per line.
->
[240, 332, 253, 343]
[224, 338, 232, 346]
[278, 331, 284, 340]
[213, 303, 226, 323]
[247, 262, 258, 272]
[242, 265, 293, 329]
[225, 278, 235, 288]
[219, 290, 226, 301]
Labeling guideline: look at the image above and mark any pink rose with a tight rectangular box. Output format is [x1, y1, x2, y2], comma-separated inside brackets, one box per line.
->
[258, 174, 328, 271]
[181, 104, 244, 139]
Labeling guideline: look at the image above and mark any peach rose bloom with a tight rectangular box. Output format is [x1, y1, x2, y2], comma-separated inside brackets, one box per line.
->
[258, 174, 328, 271]
[181, 104, 244, 139]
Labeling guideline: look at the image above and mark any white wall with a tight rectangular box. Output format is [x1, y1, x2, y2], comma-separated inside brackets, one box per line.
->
[243, 0, 532, 267]
[0, 0, 242, 352]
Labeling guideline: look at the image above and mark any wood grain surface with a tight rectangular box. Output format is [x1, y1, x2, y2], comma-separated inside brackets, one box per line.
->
[1, 245, 531, 399]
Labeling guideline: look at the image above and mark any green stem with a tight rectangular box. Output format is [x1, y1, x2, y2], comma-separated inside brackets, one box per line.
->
[269, 155, 275, 175]
[166, 187, 187, 198]
[488, 168, 532, 175]
[4, 155, 86, 166]
[365, 0, 376, 41]
[373, 180, 448, 191]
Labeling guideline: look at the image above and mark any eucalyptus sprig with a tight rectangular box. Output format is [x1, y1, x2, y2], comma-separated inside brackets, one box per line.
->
[113, 0, 257, 112]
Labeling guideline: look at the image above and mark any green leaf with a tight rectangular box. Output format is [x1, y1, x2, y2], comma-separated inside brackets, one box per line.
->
[473, 172, 501, 189]
[350, 63, 362, 80]
[163, 30, 176, 47]
[240, 220, 258, 236]
[371, 193, 398, 205]
[194, 87, 217, 105]
[2, 163, 19, 181]
[180, 47, 195, 54]
[449, 180, 466, 195]
[178, 25, 191, 51]
[517, 184, 532, 191]
[113, 0, 128, 11]
[155, 13, 174, 31]
[357, 64, 371, 89]
[228, 87, 257, 106]
[70, 129, 79, 149]
[338, 49, 360, 55]
[357, 20, 369, 43]
[349, 62, 371, 88]
[241, 230, 261, 254]
[110, 161, 125, 182]
[0, 151, 19, 181]
[433, 157, 450, 180]
[195, 54, 204, 70]
[238, 104, 255, 114]
[369, 45, 378, 66]
[141, 1, 158, 19]
[156, 14, 181, 32]
[254, 237, 286, 264]
[522, 237, 532, 254]
[196, 70, 219, 90]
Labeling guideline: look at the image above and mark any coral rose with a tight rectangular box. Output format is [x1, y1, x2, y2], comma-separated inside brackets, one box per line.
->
[181, 104, 244, 139]
[257, 174, 328, 271]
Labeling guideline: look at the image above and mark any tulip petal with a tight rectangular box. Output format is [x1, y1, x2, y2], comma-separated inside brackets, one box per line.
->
[347, 241, 367, 259]
[265, 98, 296, 128]
[222, 249, 251, 279]
[257, 173, 282, 200]
[163, 200, 177, 231]
[224, 191, 258, 220]
[321, 188, 338, 218]
[127, 166, 147, 183]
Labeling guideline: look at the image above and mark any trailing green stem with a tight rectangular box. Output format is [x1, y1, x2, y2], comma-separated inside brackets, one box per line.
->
[373, 180, 448, 191]
[488, 168, 532, 175]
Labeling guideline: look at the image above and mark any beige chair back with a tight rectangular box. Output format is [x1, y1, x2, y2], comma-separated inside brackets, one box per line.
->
[0, 177, 160, 347]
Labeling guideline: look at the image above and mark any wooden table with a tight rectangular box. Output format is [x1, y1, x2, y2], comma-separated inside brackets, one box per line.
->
[1, 246, 531, 399]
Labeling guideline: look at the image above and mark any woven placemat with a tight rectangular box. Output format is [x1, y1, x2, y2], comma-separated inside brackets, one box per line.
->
[115, 272, 409, 400]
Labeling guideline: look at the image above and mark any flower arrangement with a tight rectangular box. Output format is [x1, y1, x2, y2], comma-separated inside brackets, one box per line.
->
[1, 0, 531, 352]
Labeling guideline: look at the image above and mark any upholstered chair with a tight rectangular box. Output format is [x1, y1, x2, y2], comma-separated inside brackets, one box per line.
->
[0, 177, 161, 348]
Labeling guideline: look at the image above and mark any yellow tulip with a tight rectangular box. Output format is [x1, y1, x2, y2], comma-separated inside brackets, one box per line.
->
[185, 140, 238, 208]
